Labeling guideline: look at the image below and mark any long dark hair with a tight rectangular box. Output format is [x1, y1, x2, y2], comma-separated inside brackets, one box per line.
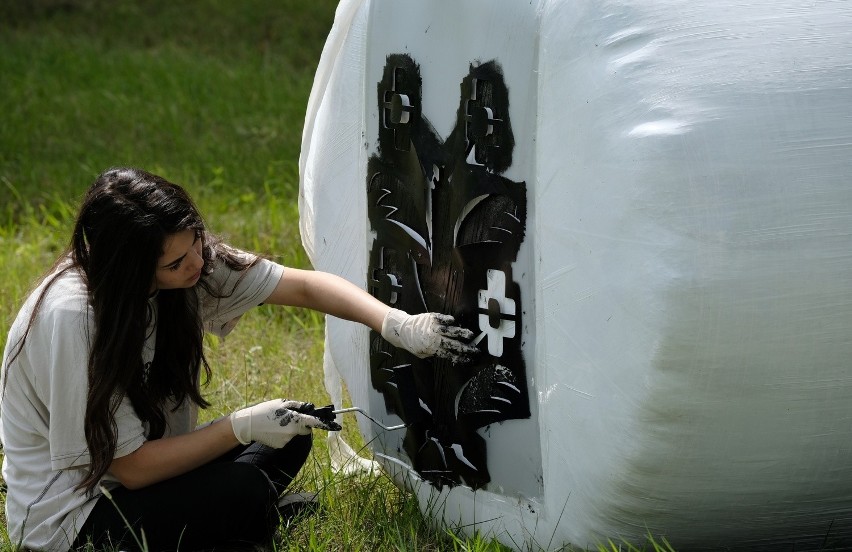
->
[5, 167, 258, 493]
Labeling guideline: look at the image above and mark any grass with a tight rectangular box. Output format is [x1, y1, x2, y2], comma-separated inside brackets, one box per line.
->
[0, 2, 676, 551]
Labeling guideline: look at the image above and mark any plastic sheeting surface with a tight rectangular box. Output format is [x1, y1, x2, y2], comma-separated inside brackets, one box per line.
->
[299, 0, 852, 549]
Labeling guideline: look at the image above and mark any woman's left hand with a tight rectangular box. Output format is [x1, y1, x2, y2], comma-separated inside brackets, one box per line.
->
[380, 308, 478, 364]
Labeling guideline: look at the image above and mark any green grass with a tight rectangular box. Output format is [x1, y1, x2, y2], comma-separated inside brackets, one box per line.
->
[0, 2, 676, 551]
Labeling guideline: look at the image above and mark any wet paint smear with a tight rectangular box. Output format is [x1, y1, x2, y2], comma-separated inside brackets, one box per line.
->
[367, 53, 530, 490]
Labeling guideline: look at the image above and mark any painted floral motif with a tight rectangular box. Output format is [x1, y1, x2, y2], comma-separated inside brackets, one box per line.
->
[366, 54, 529, 489]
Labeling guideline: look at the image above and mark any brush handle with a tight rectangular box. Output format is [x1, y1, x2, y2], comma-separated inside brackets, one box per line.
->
[332, 407, 407, 431]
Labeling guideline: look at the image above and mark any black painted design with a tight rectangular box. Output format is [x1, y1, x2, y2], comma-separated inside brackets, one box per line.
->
[367, 54, 529, 489]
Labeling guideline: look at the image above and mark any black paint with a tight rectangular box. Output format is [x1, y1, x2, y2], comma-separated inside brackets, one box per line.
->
[367, 54, 529, 489]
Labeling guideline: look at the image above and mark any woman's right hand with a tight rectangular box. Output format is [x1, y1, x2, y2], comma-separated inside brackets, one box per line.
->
[229, 399, 341, 448]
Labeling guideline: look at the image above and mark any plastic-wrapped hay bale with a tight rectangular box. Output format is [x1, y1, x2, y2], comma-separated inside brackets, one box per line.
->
[299, 0, 852, 549]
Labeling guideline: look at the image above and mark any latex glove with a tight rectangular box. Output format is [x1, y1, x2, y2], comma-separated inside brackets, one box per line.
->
[380, 308, 477, 363]
[230, 399, 340, 448]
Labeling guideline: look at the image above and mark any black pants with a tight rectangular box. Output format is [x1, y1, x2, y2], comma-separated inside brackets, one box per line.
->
[73, 434, 312, 552]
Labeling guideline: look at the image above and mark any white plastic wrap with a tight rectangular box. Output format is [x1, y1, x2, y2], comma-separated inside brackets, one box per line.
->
[299, 0, 852, 549]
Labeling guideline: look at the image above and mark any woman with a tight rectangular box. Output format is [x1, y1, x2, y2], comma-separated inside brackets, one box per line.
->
[0, 167, 476, 551]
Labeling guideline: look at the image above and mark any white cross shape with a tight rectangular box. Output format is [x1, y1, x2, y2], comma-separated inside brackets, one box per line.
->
[477, 269, 516, 357]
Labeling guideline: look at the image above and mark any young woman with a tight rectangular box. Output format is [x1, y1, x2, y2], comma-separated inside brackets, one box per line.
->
[0, 167, 476, 552]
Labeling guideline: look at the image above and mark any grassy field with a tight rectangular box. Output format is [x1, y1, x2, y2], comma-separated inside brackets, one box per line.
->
[0, 2, 675, 551]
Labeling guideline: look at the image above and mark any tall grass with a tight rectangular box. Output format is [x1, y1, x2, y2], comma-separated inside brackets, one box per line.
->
[0, 2, 674, 550]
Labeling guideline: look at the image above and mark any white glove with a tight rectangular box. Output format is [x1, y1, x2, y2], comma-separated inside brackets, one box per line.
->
[380, 308, 478, 362]
[230, 399, 337, 448]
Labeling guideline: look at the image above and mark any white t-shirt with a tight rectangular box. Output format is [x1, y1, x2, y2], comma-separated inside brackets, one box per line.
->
[0, 251, 285, 552]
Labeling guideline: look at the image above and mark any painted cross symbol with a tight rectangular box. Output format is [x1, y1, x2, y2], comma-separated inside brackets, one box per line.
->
[465, 78, 503, 166]
[369, 247, 403, 305]
[477, 269, 516, 357]
[382, 66, 414, 151]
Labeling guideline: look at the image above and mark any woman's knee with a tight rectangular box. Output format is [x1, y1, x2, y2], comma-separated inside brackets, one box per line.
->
[259, 434, 313, 493]
[289, 433, 313, 460]
[218, 462, 277, 506]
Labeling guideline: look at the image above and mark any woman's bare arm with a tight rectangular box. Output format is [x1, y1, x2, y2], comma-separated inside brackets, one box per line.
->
[107, 418, 238, 490]
[264, 268, 390, 332]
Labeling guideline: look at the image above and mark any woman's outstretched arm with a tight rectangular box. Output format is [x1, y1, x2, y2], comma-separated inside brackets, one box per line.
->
[263, 268, 478, 363]
[264, 268, 390, 331]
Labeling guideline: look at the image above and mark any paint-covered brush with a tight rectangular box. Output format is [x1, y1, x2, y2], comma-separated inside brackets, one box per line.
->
[293, 403, 343, 431]
[294, 402, 408, 432]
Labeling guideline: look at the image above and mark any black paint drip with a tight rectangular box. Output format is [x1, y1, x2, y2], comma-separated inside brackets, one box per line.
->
[367, 54, 529, 490]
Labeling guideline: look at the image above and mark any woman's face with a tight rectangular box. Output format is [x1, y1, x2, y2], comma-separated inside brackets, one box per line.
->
[154, 228, 205, 290]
